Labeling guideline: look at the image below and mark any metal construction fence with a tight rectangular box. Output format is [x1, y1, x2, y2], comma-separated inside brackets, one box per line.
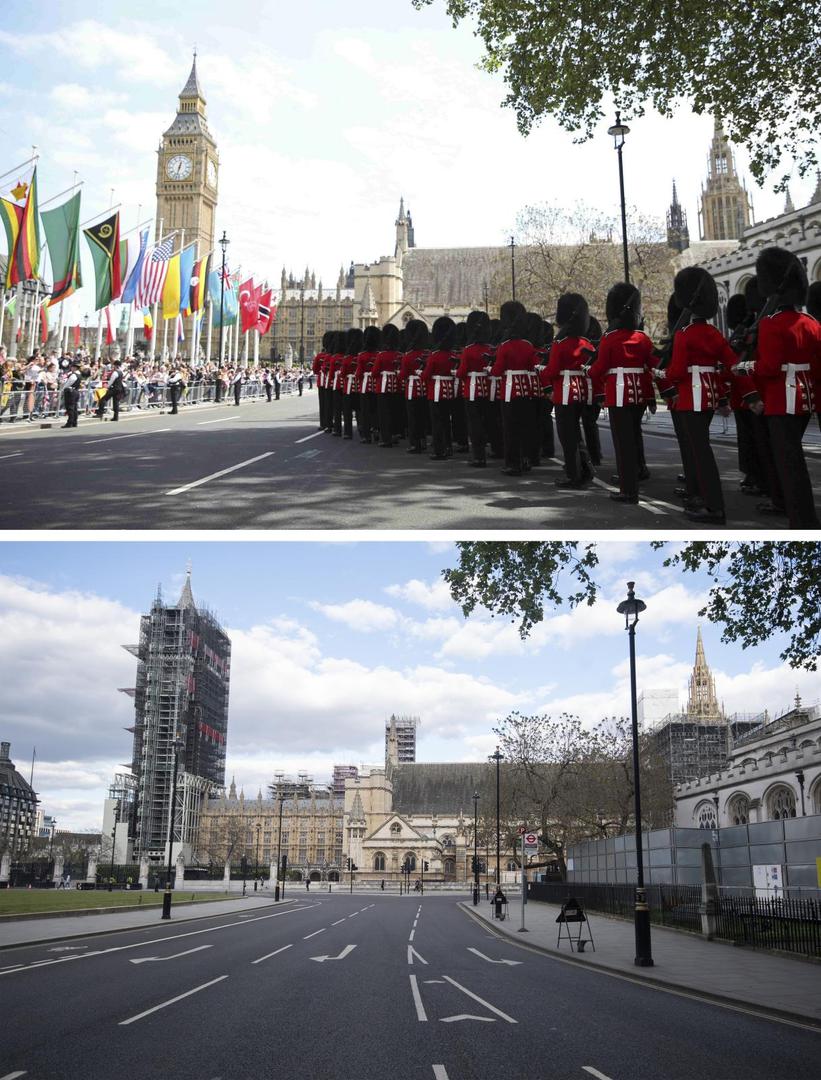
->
[0, 372, 313, 424]
[527, 880, 821, 957]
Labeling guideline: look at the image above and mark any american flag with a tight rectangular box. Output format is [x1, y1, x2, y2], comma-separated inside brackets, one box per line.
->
[135, 234, 175, 307]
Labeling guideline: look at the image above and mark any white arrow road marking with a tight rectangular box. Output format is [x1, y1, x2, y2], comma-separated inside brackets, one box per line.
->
[432, 1068, 450, 1080]
[165, 451, 274, 495]
[251, 944, 293, 965]
[441, 976, 517, 1024]
[409, 974, 428, 1022]
[0, 1070, 28, 1078]
[119, 975, 229, 1025]
[583, 1069, 615, 1080]
[467, 948, 523, 966]
[408, 946, 428, 966]
[310, 944, 356, 963]
[440, 1014, 496, 1024]
[130, 945, 213, 965]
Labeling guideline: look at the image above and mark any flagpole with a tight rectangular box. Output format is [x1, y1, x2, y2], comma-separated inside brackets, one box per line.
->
[27, 279, 41, 355]
[205, 296, 213, 367]
[94, 310, 103, 363]
[189, 239, 199, 366]
[79, 203, 122, 229]
[9, 283, 23, 359]
[54, 172, 79, 356]
[150, 218, 164, 363]
[171, 229, 184, 361]
[0, 155, 39, 185]
[0, 290, 6, 348]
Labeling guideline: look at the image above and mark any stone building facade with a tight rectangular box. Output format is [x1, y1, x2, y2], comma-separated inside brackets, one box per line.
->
[0, 741, 38, 854]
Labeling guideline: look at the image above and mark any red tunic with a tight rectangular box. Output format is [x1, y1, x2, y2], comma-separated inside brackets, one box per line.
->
[755, 309, 821, 415]
[372, 350, 402, 394]
[456, 342, 491, 401]
[588, 329, 654, 408]
[665, 321, 734, 411]
[354, 350, 379, 394]
[400, 350, 428, 400]
[339, 355, 358, 395]
[544, 337, 594, 405]
[491, 338, 537, 401]
[312, 352, 325, 386]
[327, 353, 345, 392]
[422, 350, 456, 402]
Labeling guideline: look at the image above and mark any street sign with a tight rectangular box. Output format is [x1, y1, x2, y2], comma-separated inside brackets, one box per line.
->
[517, 825, 526, 835]
[523, 833, 538, 850]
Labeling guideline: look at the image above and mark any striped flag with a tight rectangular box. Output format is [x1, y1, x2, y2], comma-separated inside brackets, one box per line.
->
[135, 234, 175, 308]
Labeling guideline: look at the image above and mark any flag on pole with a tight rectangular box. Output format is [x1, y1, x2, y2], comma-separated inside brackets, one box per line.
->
[104, 306, 115, 345]
[72, 324, 81, 347]
[161, 250, 181, 319]
[177, 313, 185, 342]
[0, 198, 23, 290]
[40, 301, 50, 343]
[42, 190, 83, 305]
[178, 243, 196, 317]
[135, 234, 175, 307]
[121, 229, 148, 304]
[239, 277, 259, 333]
[190, 253, 211, 312]
[142, 307, 153, 340]
[83, 212, 122, 310]
[4, 166, 41, 288]
[208, 269, 239, 326]
[256, 288, 273, 334]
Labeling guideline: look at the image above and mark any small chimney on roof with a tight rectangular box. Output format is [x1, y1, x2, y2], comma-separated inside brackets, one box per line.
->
[0, 742, 10, 762]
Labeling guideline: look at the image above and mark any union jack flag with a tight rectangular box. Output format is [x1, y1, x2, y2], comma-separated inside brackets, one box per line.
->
[134, 234, 175, 308]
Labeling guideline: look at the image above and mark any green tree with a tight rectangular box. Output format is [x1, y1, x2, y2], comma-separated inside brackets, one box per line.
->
[412, 0, 819, 188]
[443, 541, 821, 670]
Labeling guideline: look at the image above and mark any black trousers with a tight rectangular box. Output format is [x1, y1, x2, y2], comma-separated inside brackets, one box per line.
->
[486, 400, 503, 457]
[608, 404, 645, 496]
[406, 398, 427, 449]
[677, 409, 723, 512]
[429, 401, 452, 457]
[332, 389, 343, 435]
[733, 408, 761, 486]
[555, 402, 589, 481]
[233, 382, 241, 405]
[766, 413, 819, 527]
[465, 400, 487, 463]
[501, 399, 530, 470]
[450, 398, 468, 449]
[580, 403, 602, 464]
[342, 393, 355, 438]
[539, 398, 555, 459]
[750, 412, 783, 506]
[63, 387, 79, 427]
[377, 393, 395, 445]
[169, 384, 181, 415]
[265, 383, 272, 402]
[672, 409, 698, 498]
[274, 383, 281, 400]
[98, 385, 120, 419]
[215, 381, 223, 402]
[319, 386, 331, 430]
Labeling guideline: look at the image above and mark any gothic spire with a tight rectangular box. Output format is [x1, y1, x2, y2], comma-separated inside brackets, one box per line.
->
[180, 52, 204, 101]
[784, 186, 795, 214]
[812, 170, 821, 205]
[178, 565, 196, 610]
[686, 626, 722, 722]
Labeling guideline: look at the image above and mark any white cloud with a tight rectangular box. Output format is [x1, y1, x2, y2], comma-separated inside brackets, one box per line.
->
[384, 577, 454, 612]
[310, 598, 400, 632]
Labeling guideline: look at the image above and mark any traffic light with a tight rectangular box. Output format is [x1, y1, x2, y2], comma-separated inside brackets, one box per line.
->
[471, 856, 478, 874]
[423, 861, 429, 872]
[345, 856, 351, 871]
[281, 854, 288, 872]
[351, 863, 357, 872]
[240, 855, 248, 874]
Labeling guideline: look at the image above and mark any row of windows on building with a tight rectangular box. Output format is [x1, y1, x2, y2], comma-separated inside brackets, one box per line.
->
[695, 782, 820, 829]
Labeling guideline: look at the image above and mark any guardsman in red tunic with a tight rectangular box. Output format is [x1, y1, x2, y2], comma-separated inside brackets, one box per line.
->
[328, 334, 346, 437]
[751, 246, 821, 527]
[725, 293, 765, 495]
[491, 301, 538, 476]
[319, 336, 335, 433]
[339, 327, 363, 440]
[456, 310, 492, 467]
[313, 330, 332, 432]
[422, 316, 457, 460]
[450, 322, 470, 454]
[580, 316, 603, 466]
[662, 266, 734, 524]
[372, 323, 403, 448]
[589, 283, 654, 503]
[806, 281, 821, 433]
[400, 319, 430, 454]
[545, 293, 595, 488]
[537, 319, 557, 461]
[485, 319, 503, 458]
[355, 325, 382, 444]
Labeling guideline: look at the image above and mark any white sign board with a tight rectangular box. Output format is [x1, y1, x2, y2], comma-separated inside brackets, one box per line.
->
[523, 833, 538, 851]
[753, 864, 784, 898]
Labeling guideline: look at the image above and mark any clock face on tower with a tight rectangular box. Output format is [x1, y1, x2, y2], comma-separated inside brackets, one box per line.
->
[166, 154, 193, 181]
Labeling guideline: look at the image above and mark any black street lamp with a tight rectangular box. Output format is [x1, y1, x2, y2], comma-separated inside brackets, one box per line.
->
[107, 819, 117, 891]
[161, 737, 184, 920]
[509, 236, 516, 301]
[795, 770, 806, 816]
[275, 792, 284, 901]
[255, 822, 261, 892]
[489, 747, 504, 885]
[218, 231, 229, 365]
[472, 791, 480, 905]
[607, 112, 631, 284]
[299, 280, 306, 366]
[48, 817, 57, 863]
[616, 581, 653, 966]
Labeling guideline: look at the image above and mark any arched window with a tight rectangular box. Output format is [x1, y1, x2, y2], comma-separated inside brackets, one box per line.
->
[390, 822, 401, 836]
[403, 852, 417, 872]
[441, 834, 455, 848]
[373, 852, 386, 872]
[811, 778, 821, 816]
[727, 793, 750, 825]
[767, 785, 796, 820]
[506, 860, 518, 872]
[696, 802, 717, 830]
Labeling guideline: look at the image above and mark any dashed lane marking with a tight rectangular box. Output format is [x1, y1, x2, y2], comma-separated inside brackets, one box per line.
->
[251, 944, 293, 965]
[83, 428, 172, 444]
[165, 451, 274, 495]
[409, 974, 428, 1022]
[0, 1071, 28, 1079]
[583, 1068, 615, 1080]
[432, 1067, 449, 1080]
[331, 919, 346, 926]
[408, 946, 428, 966]
[303, 928, 326, 939]
[119, 975, 229, 1026]
[197, 417, 234, 425]
[295, 430, 326, 444]
[409, 929, 415, 942]
[0, 451, 23, 460]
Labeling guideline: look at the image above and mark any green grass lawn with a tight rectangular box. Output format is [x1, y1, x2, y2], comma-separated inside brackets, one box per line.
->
[0, 889, 237, 915]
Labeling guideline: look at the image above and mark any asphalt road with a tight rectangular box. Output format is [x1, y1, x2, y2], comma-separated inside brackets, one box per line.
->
[0, 894, 818, 1080]
[1, 393, 814, 530]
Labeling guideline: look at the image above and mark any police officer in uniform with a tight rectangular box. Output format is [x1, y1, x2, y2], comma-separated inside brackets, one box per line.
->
[96, 359, 124, 421]
[61, 360, 86, 428]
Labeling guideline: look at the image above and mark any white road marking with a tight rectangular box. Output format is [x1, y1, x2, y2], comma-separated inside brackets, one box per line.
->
[408, 946, 428, 966]
[348, 912, 359, 918]
[331, 919, 346, 926]
[48, 946, 88, 953]
[303, 928, 326, 939]
[408, 929, 415, 942]
[589, 476, 666, 515]
[0, 451, 23, 460]
[310, 944, 357, 963]
[165, 451, 274, 495]
[197, 417, 233, 425]
[119, 975, 229, 1026]
[0, 1071, 28, 1079]
[251, 944, 293, 965]
[294, 430, 325, 444]
[129, 944, 212, 965]
[432, 1067, 449, 1080]
[441, 1014, 495, 1023]
[583, 1068, 615, 1080]
[424, 980, 445, 984]
[441, 976, 517, 1024]
[0, 965, 24, 972]
[467, 947, 522, 966]
[409, 974, 428, 1022]
[83, 428, 171, 445]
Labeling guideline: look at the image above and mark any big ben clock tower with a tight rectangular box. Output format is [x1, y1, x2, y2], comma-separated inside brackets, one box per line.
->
[155, 53, 219, 256]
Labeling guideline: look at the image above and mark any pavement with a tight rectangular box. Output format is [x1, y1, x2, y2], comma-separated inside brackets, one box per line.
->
[2, 388, 817, 529]
[464, 894, 821, 1027]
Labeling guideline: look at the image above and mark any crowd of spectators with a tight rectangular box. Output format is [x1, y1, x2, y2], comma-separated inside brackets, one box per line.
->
[0, 344, 314, 423]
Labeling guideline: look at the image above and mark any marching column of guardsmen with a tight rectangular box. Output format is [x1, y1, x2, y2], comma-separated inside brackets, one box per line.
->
[310, 244, 820, 527]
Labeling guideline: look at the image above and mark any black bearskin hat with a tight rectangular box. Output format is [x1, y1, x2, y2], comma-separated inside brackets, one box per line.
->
[489, 318, 502, 346]
[453, 321, 468, 350]
[362, 325, 381, 351]
[555, 293, 590, 337]
[667, 293, 683, 334]
[605, 282, 641, 329]
[405, 319, 429, 350]
[725, 294, 748, 332]
[673, 266, 718, 319]
[542, 319, 555, 346]
[807, 281, 821, 322]
[586, 316, 602, 343]
[381, 323, 400, 349]
[431, 315, 456, 350]
[744, 277, 765, 317]
[525, 312, 544, 347]
[499, 299, 526, 328]
[321, 330, 334, 350]
[755, 246, 808, 306]
[347, 327, 364, 355]
[465, 309, 491, 344]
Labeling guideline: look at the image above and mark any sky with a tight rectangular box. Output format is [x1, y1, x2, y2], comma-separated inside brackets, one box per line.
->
[0, 0, 810, 329]
[1, 539, 818, 833]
